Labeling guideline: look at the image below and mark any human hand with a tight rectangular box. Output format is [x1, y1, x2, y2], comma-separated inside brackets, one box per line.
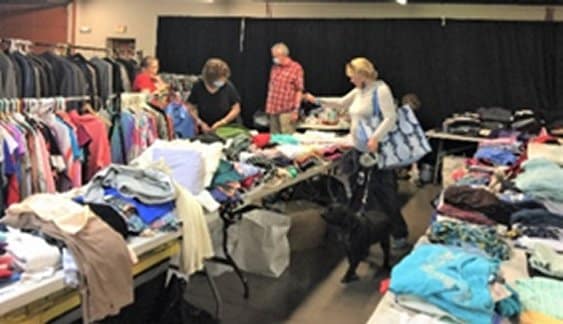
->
[303, 93, 317, 103]
[211, 120, 226, 131]
[200, 122, 212, 133]
[367, 137, 379, 152]
[290, 110, 299, 122]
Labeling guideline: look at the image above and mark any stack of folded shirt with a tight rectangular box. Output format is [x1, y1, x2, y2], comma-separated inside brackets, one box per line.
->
[5, 230, 60, 273]
[443, 185, 512, 225]
[514, 277, 563, 321]
[390, 244, 515, 324]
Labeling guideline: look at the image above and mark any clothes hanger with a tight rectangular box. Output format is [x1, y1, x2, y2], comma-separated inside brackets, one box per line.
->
[0, 99, 7, 121]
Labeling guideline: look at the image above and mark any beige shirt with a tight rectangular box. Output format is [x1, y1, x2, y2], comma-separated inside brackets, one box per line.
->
[6, 193, 89, 234]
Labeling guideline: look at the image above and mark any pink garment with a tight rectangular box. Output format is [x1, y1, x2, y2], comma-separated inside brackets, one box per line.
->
[68, 111, 111, 181]
[437, 202, 496, 225]
[147, 114, 158, 146]
[57, 112, 84, 187]
[138, 113, 151, 155]
[36, 132, 56, 193]
[479, 136, 518, 147]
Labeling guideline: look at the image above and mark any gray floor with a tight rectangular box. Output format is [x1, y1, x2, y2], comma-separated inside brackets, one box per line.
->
[186, 182, 441, 324]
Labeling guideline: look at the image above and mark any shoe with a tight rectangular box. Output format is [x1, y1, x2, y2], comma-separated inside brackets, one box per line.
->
[392, 237, 409, 250]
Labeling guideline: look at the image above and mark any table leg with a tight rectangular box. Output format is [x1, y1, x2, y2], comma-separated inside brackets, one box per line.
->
[433, 139, 444, 185]
[202, 264, 223, 321]
[208, 218, 250, 299]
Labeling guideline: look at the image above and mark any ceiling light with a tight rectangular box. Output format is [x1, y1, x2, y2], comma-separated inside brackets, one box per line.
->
[397, 0, 407, 5]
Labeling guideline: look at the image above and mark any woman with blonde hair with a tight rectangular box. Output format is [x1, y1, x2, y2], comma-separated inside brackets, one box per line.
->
[187, 58, 242, 133]
[304, 57, 410, 249]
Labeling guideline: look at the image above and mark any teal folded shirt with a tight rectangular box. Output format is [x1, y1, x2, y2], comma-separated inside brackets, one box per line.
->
[514, 277, 563, 319]
[390, 244, 499, 324]
[515, 158, 563, 203]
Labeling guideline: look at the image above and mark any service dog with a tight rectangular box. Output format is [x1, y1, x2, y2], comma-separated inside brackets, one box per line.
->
[322, 204, 391, 283]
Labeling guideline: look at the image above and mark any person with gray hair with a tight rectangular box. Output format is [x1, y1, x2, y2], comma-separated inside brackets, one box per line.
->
[265, 42, 304, 134]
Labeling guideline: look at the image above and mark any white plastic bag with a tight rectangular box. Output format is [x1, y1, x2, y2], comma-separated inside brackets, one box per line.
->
[232, 209, 291, 278]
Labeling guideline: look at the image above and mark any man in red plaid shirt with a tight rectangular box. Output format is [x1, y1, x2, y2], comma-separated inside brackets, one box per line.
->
[266, 43, 304, 133]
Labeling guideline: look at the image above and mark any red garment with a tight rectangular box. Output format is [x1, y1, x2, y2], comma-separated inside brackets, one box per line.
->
[451, 168, 468, 182]
[252, 133, 271, 148]
[68, 111, 111, 181]
[0, 254, 13, 265]
[0, 268, 12, 279]
[530, 127, 558, 144]
[266, 59, 304, 114]
[133, 72, 157, 93]
[6, 175, 19, 207]
[379, 278, 390, 294]
[241, 174, 262, 189]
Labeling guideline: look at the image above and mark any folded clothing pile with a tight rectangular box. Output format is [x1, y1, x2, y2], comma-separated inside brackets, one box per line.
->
[428, 220, 511, 260]
[2, 194, 134, 321]
[81, 164, 179, 235]
[514, 158, 563, 203]
[5, 230, 60, 273]
[390, 244, 518, 324]
[514, 277, 563, 321]
[528, 243, 563, 278]
[443, 185, 512, 225]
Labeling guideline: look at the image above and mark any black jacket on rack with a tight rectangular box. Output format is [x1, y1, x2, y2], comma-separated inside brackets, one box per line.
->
[104, 57, 125, 94]
[0, 51, 18, 98]
[116, 58, 138, 87]
[11, 51, 36, 97]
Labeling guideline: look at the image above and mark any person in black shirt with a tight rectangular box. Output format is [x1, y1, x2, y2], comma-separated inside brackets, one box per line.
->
[187, 58, 242, 133]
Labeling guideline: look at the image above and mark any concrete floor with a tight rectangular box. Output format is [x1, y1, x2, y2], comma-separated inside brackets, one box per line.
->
[186, 182, 442, 324]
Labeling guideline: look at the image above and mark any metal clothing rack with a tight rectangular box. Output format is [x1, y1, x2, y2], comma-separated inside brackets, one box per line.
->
[1, 38, 111, 56]
[16, 95, 91, 102]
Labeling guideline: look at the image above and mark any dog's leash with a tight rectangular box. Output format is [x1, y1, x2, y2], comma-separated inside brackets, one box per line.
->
[355, 151, 378, 215]
[355, 167, 374, 216]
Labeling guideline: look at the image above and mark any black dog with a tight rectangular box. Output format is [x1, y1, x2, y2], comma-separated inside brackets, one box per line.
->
[322, 204, 391, 283]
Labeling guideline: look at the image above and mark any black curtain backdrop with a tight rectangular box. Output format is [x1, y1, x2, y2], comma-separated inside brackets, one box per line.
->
[157, 17, 561, 128]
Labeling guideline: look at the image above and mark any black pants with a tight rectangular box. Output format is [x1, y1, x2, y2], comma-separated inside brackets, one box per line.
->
[350, 167, 409, 239]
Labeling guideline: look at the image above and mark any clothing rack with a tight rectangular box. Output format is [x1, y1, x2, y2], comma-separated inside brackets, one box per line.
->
[17, 95, 91, 102]
[34, 41, 111, 56]
[1, 38, 111, 55]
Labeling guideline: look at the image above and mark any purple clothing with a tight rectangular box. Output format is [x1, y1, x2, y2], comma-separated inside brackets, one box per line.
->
[4, 124, 26, 157]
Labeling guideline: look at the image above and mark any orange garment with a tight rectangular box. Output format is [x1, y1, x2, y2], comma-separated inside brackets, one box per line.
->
[520, 311, 563, 324]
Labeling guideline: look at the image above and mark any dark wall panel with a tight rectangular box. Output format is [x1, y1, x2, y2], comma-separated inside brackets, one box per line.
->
[157, 17, 559, 128]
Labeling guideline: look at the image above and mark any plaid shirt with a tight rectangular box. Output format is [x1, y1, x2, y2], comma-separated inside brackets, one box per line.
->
[266, 59, 304, 114]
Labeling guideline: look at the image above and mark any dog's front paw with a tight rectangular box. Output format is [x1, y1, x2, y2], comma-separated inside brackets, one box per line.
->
[341, 273, 360, 283]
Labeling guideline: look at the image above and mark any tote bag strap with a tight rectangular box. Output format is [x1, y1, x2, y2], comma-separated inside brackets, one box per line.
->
[371, 82, 382, 118]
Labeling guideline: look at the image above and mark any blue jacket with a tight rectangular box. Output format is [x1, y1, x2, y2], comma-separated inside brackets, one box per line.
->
[165, 102, 196, 139]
